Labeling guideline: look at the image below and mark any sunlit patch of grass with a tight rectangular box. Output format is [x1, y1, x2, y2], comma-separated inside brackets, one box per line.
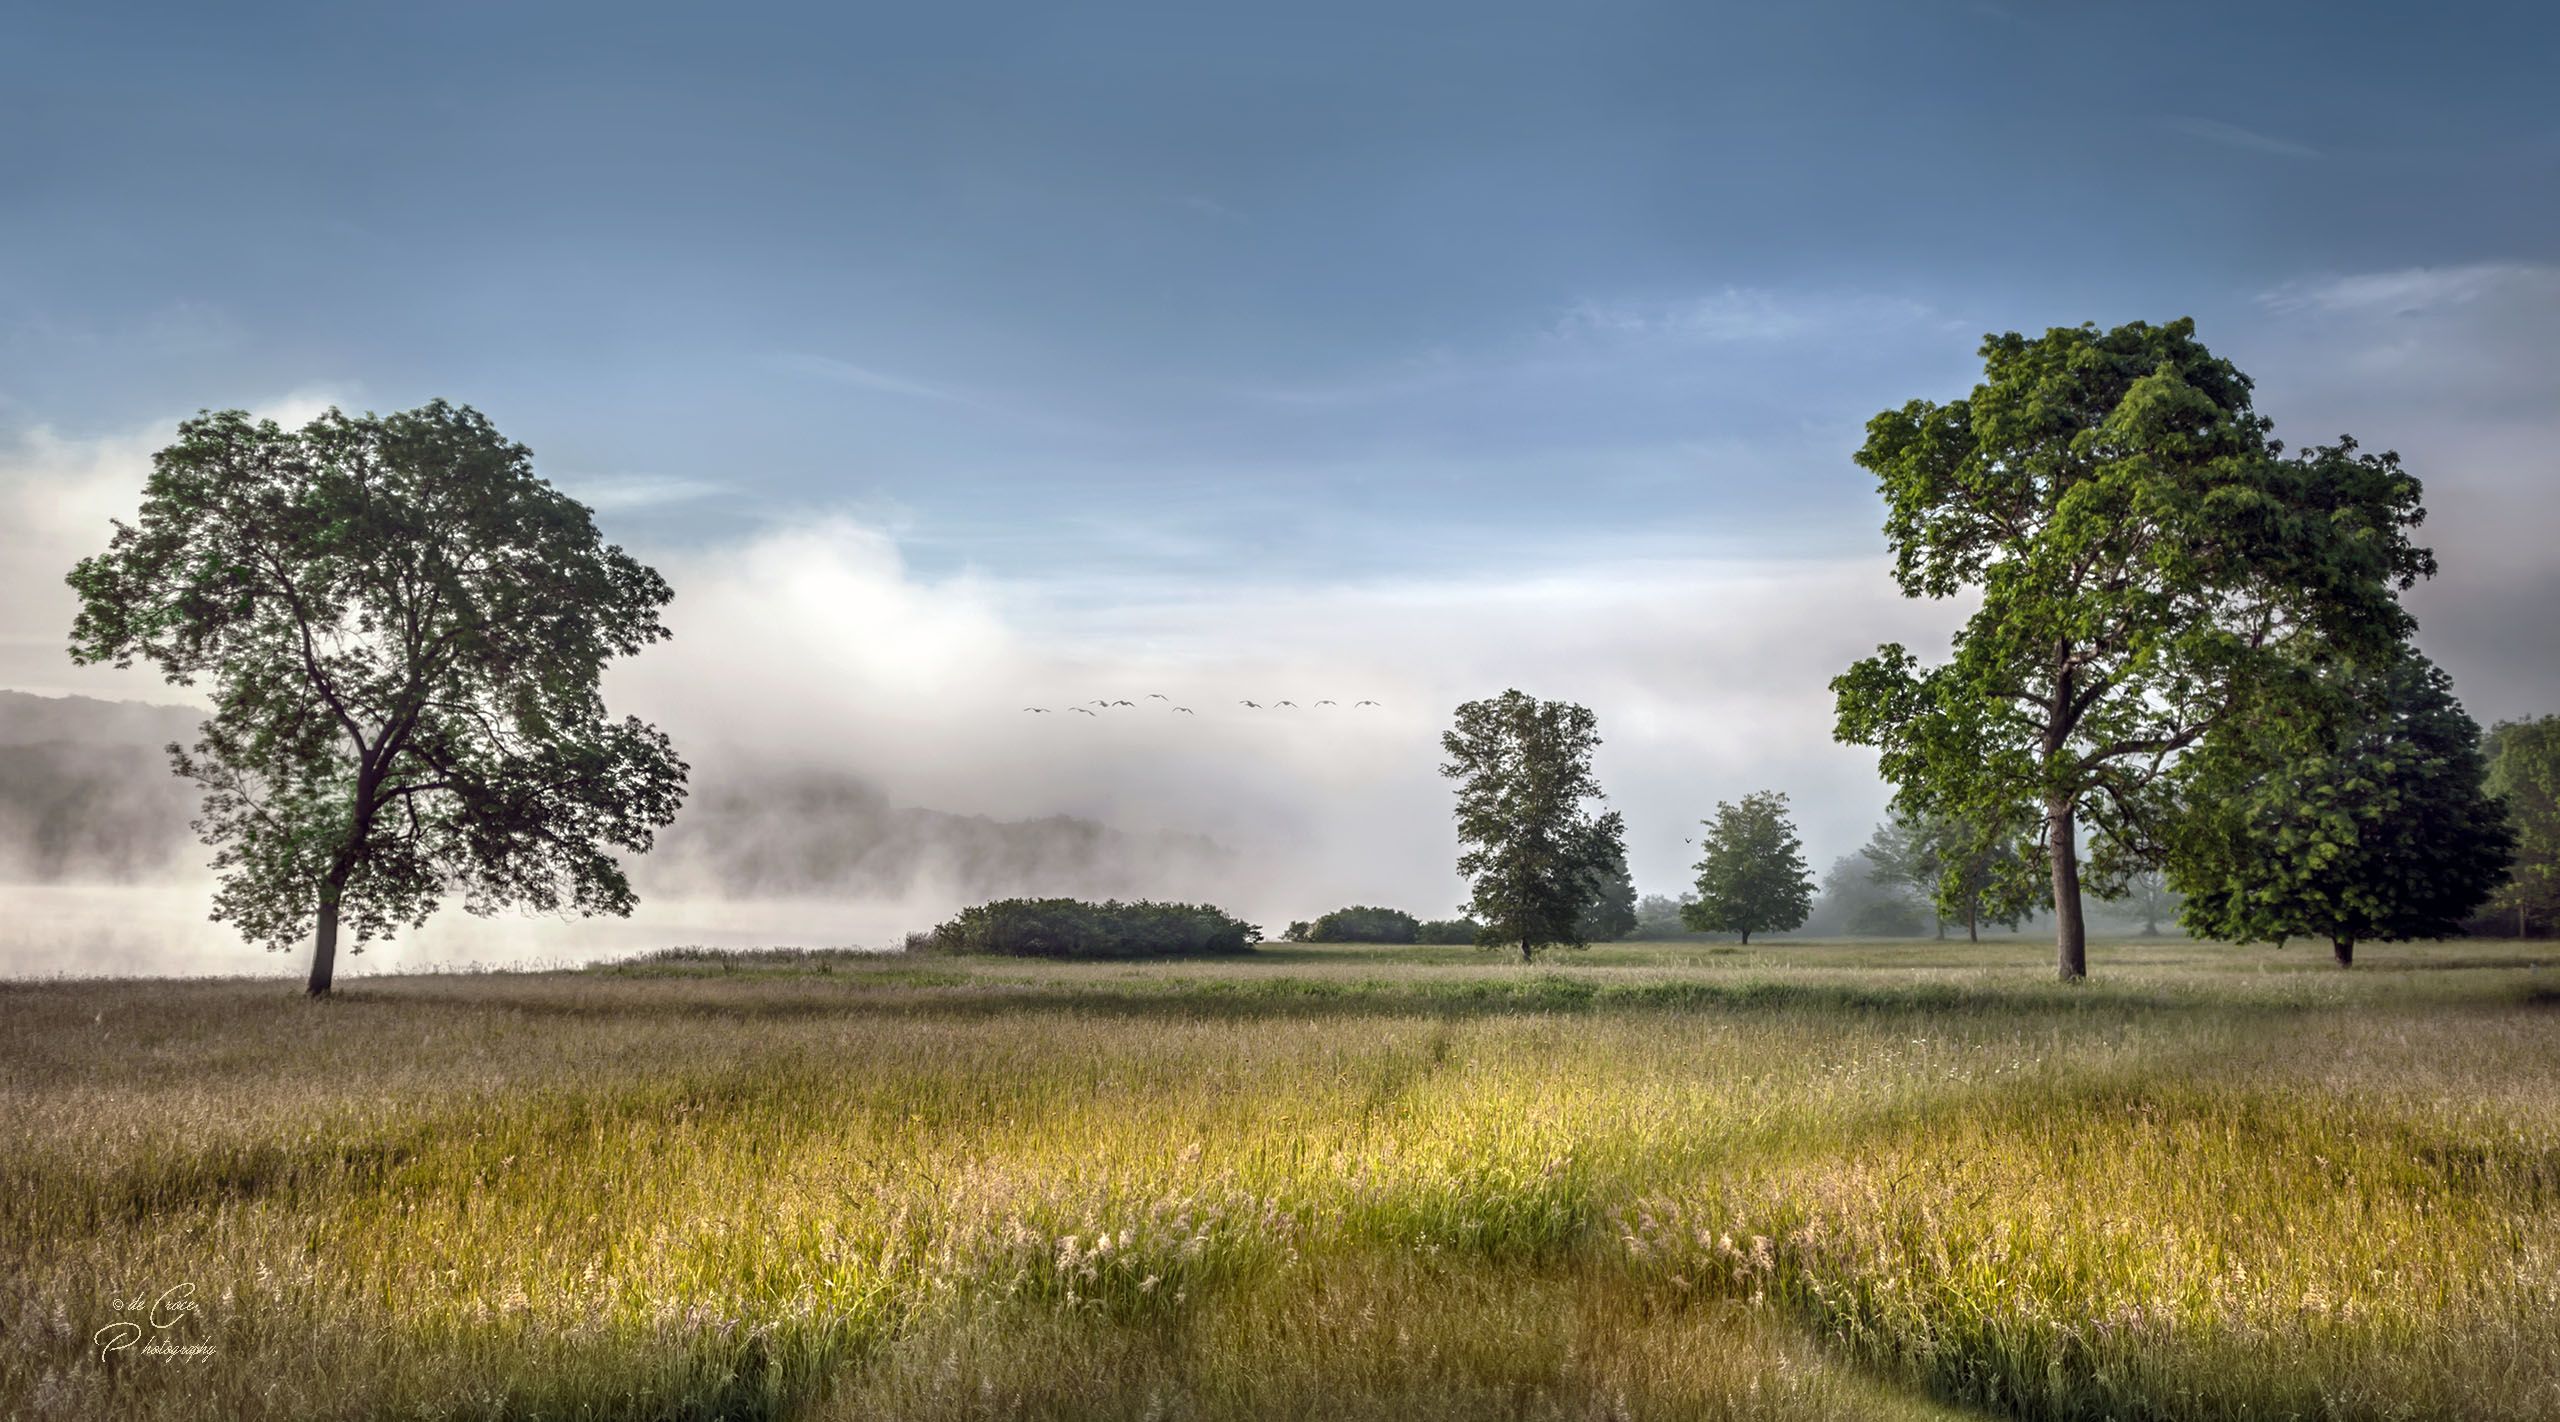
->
[820, 1254, 1973, 1422]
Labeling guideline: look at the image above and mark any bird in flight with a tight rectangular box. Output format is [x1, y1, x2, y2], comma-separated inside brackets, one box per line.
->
[1147, 693, 1170, 700]
[1275, 700, 1299, 708]
[1175, 706, 1195, 715]
[1072, 707, 1098, 716]
[1314, 699, 1337, 707]
[1354, 699, 1382, 707]
[1111, 699, 1135, 707]
[1091, 699, 1113, 707]
[1022, 707, 1049, 713]
[1239, 700, 1262, 708]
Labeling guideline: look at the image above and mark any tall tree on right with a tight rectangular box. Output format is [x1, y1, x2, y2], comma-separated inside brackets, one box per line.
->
[1684, 791, 1813, 944]
[1832, 319, 2435, 979]
[2484, 716, 2560, 937]
[2168, 649, 2511, 967]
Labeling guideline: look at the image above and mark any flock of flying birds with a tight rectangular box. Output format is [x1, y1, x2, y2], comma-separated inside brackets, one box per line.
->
[1021, 693, 1384, 717]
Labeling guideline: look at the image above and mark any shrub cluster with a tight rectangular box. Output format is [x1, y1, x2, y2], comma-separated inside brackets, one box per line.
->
[908, 898, 1261, 959]
[1414, 917, 1483, 944]
[1306, 905, 1421, 943]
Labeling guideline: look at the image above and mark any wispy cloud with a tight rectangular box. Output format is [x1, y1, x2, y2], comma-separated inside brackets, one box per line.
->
[561, 473, 728, 512]
[1551, 288, 1951, 345]
[772, 353, 969, 403]
[2164, 115, 2321, 160]
[2259, 262, 2559, 317]
[1241, 286, 1959, 409]
[1167, 193, 1245, 223]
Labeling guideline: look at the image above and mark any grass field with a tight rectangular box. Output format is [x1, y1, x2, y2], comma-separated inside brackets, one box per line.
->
[6, 937, 2559, 1421]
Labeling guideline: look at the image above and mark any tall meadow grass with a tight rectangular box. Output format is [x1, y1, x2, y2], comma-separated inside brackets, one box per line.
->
[3, 939, 2554, 1419]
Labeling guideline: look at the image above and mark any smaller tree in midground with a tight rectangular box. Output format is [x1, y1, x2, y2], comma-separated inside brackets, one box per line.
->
[1685, 791, 1814, 944]
[1441, 690, 1627, 962]
[68, 402, 689, 996]
[2170, 649, 2511, 967]
[1860, 813, 1944, 937]
[1576, 838, 1640, 942]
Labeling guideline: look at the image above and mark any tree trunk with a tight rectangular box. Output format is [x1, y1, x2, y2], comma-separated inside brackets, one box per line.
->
[2524, 905, 2532, 939]
[2049, 799, 2086, 980]
[1740, 929, 1751, 945]
[2333, 936, 2354, 969]
[1933, 911, 1945, 941]
[1521, 939, 1533, 964]
[1966, 899, 1979, 943]
[309, 888, 342, 997]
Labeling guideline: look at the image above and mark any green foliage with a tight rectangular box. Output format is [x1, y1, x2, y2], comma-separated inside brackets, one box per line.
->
[1282, 920, 1313, 943]
[2170, 649, 2512, 964]
[1414, 917, 1484, 945]
[1832, 318, 2436, 979]
[1684, 791, 1814, 943]
[1928, 813, 2043, 941]
[1441, 690, 1627, 961]
[2484, 715, 2560, 935]
[913, 898, 1261, 958]
[1306, 906, 1422, 943]
[64, 402, 687, 994]
[1575, 839, 1640, 942]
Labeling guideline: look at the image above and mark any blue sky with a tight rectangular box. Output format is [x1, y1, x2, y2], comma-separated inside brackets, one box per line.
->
[10, 0, 2556, 575]
[5, 0, 2558, 933]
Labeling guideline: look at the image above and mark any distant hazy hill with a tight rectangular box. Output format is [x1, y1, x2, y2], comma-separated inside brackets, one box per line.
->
[650, 770, 1231, 900]
[0, 690, 1225, 898]
[0, 691, 204, 881]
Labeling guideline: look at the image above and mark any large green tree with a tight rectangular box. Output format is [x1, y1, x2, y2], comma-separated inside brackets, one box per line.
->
[1683, 791, 1813, 943]
[2484, 716, 2560, 937]
[1832, 319, 2433, 979]
[68, 402, 689, 995]
[2169, 649, 2511, 966]
[1440, 690, 1626, 962]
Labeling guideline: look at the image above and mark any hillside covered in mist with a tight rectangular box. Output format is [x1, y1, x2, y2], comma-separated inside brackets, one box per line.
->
[0, 691, 1224, 900]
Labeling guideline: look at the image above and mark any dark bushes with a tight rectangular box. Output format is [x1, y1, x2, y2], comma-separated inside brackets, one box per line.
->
[910, 898, 1261, 959]
[1306, 906, 1421, 943]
